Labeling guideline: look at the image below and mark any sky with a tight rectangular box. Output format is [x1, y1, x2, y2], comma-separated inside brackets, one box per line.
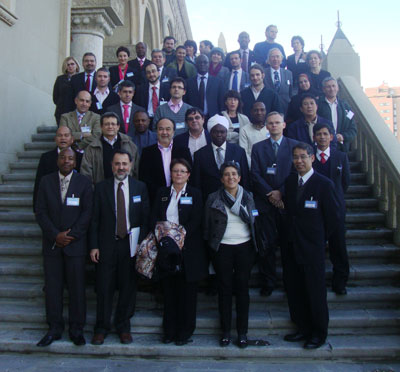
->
[185, 0, 400, 88]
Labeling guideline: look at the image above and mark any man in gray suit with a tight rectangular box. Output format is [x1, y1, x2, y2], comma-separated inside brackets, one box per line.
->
[264, 48, 293, 116]
[223, 51, 250, 93]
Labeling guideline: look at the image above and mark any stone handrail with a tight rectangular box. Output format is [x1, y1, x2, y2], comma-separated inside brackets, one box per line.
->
[338, 76, 400, 245]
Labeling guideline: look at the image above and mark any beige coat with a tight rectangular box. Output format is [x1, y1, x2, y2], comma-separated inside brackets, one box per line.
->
[221, 111, 251, 144]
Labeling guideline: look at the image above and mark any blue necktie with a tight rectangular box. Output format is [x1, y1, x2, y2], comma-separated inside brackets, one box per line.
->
[274, 70, 280, 91]
[232, 71, 238, 91]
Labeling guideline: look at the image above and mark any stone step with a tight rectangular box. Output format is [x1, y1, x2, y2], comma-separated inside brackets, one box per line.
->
[0, 211, 35, 222]
[349, 161, 362, 172]
[9, 162, 38, 173]
[17, 151, 43, 161]
[37, 126, 57, 134]
[31, 133, 55, 142]
[345, 184, 372, 198]
[24, 142, 54, 151]
[0, 197, 32, 209]
[345, 211, 385, 224]
[0, 225, 40, 238]
[0, 329, 399, 361]
[2, 173, 35, 184]
[345, 198, 378, 209]
[350, 173, 366, 184]
[0, 185, 33, 195]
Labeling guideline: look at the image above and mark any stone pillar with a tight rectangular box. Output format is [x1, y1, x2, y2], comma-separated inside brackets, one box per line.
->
[70, 0, 124, 67]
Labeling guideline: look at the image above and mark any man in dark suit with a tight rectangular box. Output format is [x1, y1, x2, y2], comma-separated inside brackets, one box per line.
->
[139, 118, 192, 203]
[264, 48, 293, 116]
[69, 52, 97, 110]
[223, 51, 251, 93]
[106, 80, 144, 139]
[241, 64, 282, 118]
[282, 143, 339, 349]
[174, 107, 211, 159]
[90, 67, 119, 115]
[250, 112, 298, 296]
[317, 77, 357, 152]
[90, 150, 150, 345]
[151, 49, 178, 84]
[254, 25, 286, 67]
[192, 114, 249, 201]
[162, 36, 176, 66]
[224, 31, 256, 73]
[313, 123, 350, 294]
[35, 148, 93, 347]
[33, 126, 82, 212]
[127, 42, 151, 87]
[184, 55, 224, 119]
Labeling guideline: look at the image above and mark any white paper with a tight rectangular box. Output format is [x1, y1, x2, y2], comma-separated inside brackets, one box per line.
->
[129, 227, 140, 257]
[346, 110, 354, 120]
[81, 126, 91, 133]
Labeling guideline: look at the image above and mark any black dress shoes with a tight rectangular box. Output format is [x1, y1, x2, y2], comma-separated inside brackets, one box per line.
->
[37, 333, 61, 347]
[175, 338, 193, 346]
[259, 287, 274, 297]
[219, 335, 231, 347]
[304, 336, 325, 349]
[237, 335, 248, 349]
[333, 287, 347, 295]
[284, 332, 307, 342]
[70, 334, 86, 346]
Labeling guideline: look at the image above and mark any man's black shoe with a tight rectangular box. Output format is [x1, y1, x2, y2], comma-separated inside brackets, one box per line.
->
[37, 333, 61, 347]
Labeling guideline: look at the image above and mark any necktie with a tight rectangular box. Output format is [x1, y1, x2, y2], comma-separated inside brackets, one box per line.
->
[116, 182, 127, 239]
[60, 177, 70, 203]
[77, 113, 84, 124]
[139, 59, 144, 68]
[242, 50, 248, 72]
[274, 70, 280, 91]
[298, 177, 304, 187]
[85, 73, 91, 91]
[320, 152, 327, 164]
[123, 104, 130, 134]
[232, 71, 238, 91]
[216, 147, 224, 169]
[273, 142, 279, 159]
[152, 86, 158, 114]
[199, 76, 205, 111]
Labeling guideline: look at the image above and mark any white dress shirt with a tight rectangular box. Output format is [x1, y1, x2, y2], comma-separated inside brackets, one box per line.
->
[212, 141, 226, 165]
[147, 81, 161, 117]
[94, 87, 110, 105]
[166, 183, 187, 225]
[229, 68, 243, 90]
[114, 176, 130, 232]
[59, 171, 73, 203]
[251, 85, 263, 100]
[326, 98, 338, 130]
[103, 135, 118, 146]
[316, 147, 331, 162]
[298, 168, 314, 185]
[271, 68, 281, 83]
[188, 130, 207, 158]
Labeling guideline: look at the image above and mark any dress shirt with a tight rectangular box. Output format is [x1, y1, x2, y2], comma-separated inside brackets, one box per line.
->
[167, 99, 183, 114]
[114, 176, 130, 232]
[188, 130, 207, 158]
[148, 81, 161, 117]
[94, 87, 110, 105]
[85, 72, 95, 91]
[251, 85, 263, 100]
[270, 135, 283, 147]
[212, 141, 226, 165]
[59, 171, 73, 203]
[298, 167, 314, 186]
[325, 97, 338, 130]
[305, 116, 318, 142]
[158, 141, 173, 186]
[137, 57, 145, 67]
[76, 110, 86, 125]
[102, 135, 118, 146]
[197, 73, 208, 114]
[316, 146, 331, 162]
[271, 68, 281, 82]
[229, 68, 243, 90]
[158, 65, 164, 76]
[166, 183, 187, 225]
[120, 101, 132, 123]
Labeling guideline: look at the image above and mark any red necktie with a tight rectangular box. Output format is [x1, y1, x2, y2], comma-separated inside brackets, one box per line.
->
[85, 73, 91, 91]
[139, 59, 144, 68]
[152, 86, 158, 114]
[320, 152, 327, 164]
[123, 104, 130, 133]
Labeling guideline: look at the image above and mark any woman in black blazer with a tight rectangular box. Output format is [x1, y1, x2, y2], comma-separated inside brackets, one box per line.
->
[109, 46, 138, 90]
[52, 56, 79, 125]
[151, 158, 207, 346]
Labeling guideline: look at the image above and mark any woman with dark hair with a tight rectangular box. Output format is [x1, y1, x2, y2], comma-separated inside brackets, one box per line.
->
[184, 40, 197, 64]
[52, 56, 80, 125]
[204, 161, 257, 348]
[151, 158, 207, 346]
[209, 47, 230, 81]
[167, 45, 197, 80]
[221, 90, 251, 143]
[109, 46, 137, 89]
[306, 50, 331, 95]
[287, 36, 307, 85]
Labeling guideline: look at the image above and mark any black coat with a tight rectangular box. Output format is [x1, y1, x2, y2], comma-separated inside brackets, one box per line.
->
[151, 185, 208, 282]
[241, 86, 282, 118]
[53, 74, 73, 123]
[133, 81, 171, 110]
[69, 72, 97, 111]
[127, 58, 152, 86]
[90, 91, 120, 115]
[109, 64, 138, 89]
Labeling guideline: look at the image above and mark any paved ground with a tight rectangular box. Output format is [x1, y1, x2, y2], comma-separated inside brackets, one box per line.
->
[0, 354, 398, 372]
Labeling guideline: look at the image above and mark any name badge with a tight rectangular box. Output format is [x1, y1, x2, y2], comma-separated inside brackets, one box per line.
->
[161, 197, 168, 202]
[180, 196, 193, 205]
[244, 83, 251, 88]
[267, 167, 277, 175]
[81, 126, 91, 133]
[126, 72, 134, 77]
[251, 209, 259, 217]
[160, 100, 168, 105]
[66, 197, 80, 206]
[162, 77, 169, 83]
[232, 123, 240, 129]
[96, 102, 103, 110]
[346, 110, 354, 120]
[176, 122, 185, 130]
[133, 195, 141, 203]
[304, 200, 318, 209]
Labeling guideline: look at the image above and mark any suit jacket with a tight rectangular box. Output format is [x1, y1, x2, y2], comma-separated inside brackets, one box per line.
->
[59, 110, 101, 150]
[192, 142, 250, 201]
[173, 129, 211, 150]
[224, 49, 257, 71]
[151, 185, 207, 282]
[253, 41, 286, 67]
[317, 97, 357, 152]
[241, 86, 282, 118]
[184, 75, 224, 117]
[139, 143, 192, 202]
[53, 74, 73, 123]
[286, 115, 338, 150]
[250, 137, 298, 212]
[106, 101, 145, 139]
[282, 171, 339, 264]
[264, 67, 293, 115]
[223, 69, 251, 93]
[90, 90, 120, 115]
[35, 171, 93, 257]
[127, 58, 152, 86]
[89, 176, 150, 262]
[134, 81, 171, 111]
[159, 66, 178, 83]
[109, 64, 138, 89]
[69, 71, 97, 111]
[167, 60, 197, 80]
[33, 147, 82, 212]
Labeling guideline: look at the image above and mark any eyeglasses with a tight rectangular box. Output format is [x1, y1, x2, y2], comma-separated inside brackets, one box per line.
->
[171, 86, 185, 90]
[103, 123, 119, 127]
[293, 155, 311, 160]
[187, 115, 202, 121]
[172, 169, 189, 174]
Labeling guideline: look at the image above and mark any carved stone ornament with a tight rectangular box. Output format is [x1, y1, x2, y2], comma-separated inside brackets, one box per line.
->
[0, 3, 18, 26]
[71, 0, 124, 26]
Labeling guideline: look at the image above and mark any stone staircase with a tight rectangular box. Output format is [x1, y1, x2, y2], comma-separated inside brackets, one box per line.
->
[0, 126, 399, 363]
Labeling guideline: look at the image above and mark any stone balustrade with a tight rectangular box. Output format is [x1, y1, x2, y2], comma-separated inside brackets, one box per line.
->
[339, 76, 400, 245]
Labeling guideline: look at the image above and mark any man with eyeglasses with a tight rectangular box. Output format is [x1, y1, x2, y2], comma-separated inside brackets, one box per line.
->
[281, 142, 339, 350]
[81, 112, 139, 185]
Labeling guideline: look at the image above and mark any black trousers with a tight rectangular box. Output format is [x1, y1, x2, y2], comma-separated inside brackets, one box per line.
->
[94, 237, 137, 335]
[43, 253, 86, 338]
[162, 271, 198, 341]
[213, 240, 255, 336]
[283, 243, 329, 340]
